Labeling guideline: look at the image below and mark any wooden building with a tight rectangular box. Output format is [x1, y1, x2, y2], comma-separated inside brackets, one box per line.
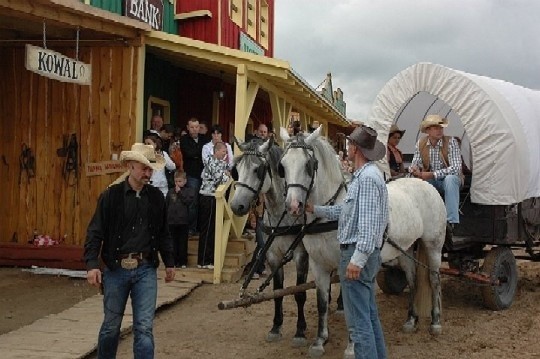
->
[0, 0, 349, 279]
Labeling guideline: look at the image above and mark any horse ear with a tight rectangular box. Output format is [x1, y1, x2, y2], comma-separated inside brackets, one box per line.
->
[259, 138, 270, 154]
[305, 124, 323, 145]
[280, 127, 290, 142]
[233, 136, 248, 151]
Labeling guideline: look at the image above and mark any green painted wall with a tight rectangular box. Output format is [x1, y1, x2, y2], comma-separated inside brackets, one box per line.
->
[143, 53, 180, 129]
[85, 0, 177, 35]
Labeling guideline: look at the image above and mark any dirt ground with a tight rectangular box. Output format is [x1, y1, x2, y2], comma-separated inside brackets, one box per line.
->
[3, 261, 540, 359]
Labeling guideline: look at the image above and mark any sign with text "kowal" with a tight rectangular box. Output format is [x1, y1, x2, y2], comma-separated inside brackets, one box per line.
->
[25, 45, 92, 85]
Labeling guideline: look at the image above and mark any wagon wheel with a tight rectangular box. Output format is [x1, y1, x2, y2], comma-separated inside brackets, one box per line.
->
[376, 267, 407, 295]
[481, 247, 518, 310]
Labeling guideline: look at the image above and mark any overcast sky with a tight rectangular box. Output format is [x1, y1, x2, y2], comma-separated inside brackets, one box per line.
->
[274, 0, 540, 121]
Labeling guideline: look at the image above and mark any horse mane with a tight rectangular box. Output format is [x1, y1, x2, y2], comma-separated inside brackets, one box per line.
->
[309, 135, 344, 196]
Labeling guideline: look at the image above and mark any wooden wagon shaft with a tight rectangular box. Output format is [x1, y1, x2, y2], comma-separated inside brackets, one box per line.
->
[218, 275, 340, 310]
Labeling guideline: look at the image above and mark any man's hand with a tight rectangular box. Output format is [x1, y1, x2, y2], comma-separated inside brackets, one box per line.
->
[164, 267, 176, 283]
[346, 262, 362, 280]
[305, 202, 314, 213]
[87, 269, 102, 288]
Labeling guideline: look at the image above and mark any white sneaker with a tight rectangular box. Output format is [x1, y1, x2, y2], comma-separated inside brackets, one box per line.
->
[197, 265, 203, 269]
[252, 273, 260, 279]
[181, 265, 187, 269]
[206, 264, 214, 269]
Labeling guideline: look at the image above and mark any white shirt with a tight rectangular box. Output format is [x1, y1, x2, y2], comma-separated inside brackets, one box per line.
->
[202, 141, 234, 169]
[150, 151, 176, 197]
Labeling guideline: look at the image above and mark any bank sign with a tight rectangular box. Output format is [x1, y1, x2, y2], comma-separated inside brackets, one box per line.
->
[25, 45, 92, 85]
[124, 0, 163, 30]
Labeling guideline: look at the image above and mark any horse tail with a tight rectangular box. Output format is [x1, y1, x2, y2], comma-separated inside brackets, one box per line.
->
[413, 240, 432, 317]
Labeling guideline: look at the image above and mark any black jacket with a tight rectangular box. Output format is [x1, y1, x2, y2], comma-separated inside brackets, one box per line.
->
[84, 181, 174, 270]
[166, 187, 196, 225]
[180, 134, 205, 178]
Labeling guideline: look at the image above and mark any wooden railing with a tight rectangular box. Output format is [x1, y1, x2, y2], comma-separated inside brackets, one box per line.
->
[212, 179, 247, 283]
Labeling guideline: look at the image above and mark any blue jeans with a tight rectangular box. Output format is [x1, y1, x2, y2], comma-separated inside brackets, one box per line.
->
[186, 176, 201, 232]
[339, 247, 386, 359]
[98, 263, 157, 359]
[427, 174, 461, 223]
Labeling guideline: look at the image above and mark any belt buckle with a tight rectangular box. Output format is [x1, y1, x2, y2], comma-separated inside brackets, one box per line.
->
[121, 253, 139, 270]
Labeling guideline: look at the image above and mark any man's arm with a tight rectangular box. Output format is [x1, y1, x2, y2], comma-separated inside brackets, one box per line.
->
[84, 191, 108, 270]
[313, 204, 342, 221]
[409, 142, 422, 172]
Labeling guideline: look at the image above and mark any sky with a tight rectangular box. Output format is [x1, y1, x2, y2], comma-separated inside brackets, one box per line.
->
[274, 0, 540, 121]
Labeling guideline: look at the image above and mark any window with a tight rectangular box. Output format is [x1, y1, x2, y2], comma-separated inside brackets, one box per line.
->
[230, 0, 243, 27]
[259, 0, 269, 49]
[147, 96, 171, 128]
[246, 0, 256, 39]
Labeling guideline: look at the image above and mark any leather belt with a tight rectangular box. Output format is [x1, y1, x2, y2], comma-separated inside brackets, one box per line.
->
[119, 252, 150, 260]
[339, 243, 381, 250]
[119, 252, 151, 269]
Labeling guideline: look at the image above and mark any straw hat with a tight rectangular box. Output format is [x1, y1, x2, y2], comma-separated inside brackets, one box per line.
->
[389, 124, 406, 137]
[119, 143, 165, 170]
[346, 126, 386, 161]
[420, 114, 448, 133]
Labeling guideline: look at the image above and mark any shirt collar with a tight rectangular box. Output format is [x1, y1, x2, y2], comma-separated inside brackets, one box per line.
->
[352, 161, 373, 179]
[123, 177, 149, 195]
[427, 138, 443, 147]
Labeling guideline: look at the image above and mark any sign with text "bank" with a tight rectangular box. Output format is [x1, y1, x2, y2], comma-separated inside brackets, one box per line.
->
[25, 45, 92, 85]
[124, 0, 163, 30]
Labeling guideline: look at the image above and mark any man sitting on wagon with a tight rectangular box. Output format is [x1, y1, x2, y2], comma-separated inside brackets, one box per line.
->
[409, 114, 462, 234]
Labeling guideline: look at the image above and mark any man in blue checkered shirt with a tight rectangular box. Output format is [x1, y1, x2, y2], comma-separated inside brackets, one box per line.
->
[409, 114, 462, 232]
[308, 125, 388, 359]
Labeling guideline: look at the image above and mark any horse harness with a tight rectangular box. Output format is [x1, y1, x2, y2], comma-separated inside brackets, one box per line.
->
[277, 137, 318, 202]
[232, 149, 271, 196]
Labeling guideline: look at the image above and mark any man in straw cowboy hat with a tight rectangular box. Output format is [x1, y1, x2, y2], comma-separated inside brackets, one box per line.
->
[409, 114, 462, 233]
[84, 143, 176, 359]
[307, 125, 389, 358]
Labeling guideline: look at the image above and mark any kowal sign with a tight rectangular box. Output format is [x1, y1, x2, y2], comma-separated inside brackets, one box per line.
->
[25, 45, 91, 85]
[125, 0, 163, 30]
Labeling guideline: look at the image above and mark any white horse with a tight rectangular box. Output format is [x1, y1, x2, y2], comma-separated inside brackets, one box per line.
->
[229, 138, 310, 348]
[278, 126, 446, 352]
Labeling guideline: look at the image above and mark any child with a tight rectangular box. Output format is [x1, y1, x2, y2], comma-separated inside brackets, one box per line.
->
[166, 171, 196, 268]
[197, 142, 230, 269]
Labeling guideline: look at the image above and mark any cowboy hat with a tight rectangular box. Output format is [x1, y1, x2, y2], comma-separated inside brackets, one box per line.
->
[346, 126, 386, 161]
[120, 143, 165, 171]
[389, 124, 406, 137]
[420, 114, 448, 133]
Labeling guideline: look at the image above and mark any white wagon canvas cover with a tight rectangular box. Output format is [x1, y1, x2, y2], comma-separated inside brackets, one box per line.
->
[366, 62, 540, 205]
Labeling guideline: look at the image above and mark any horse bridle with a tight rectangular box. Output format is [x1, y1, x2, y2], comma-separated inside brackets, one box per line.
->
[233, 149, 271, 196]
[279, 138, 318, 202]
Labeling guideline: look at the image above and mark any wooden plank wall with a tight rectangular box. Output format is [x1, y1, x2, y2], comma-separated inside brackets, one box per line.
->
[0, 45, 139, 246]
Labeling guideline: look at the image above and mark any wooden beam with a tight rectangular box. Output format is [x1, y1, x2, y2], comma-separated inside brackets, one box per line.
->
[234, 64, 249, 150]
[0, 0, 149, 39]
[135, 45, 146, 142]
[175, 10, 212, 21]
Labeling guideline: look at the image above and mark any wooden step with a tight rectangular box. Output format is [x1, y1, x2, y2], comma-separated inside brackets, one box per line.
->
[221, 266, 244, 283]
[186, 252, 249, 267]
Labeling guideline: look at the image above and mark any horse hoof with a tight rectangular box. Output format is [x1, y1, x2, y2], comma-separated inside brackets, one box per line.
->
[402, 322, 418, 333]
[291, 336, 307, 348]
[430, 324, 442, 336]
[343, 342, 354, 359]
[266, 332, 282, 342]
[308, 344, 325, 358]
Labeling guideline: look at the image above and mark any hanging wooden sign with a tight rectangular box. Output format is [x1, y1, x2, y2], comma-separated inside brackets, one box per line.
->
[124, 0, 164, 30]
[86, 161, 126, 177]
[25, 45, 92, 85]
